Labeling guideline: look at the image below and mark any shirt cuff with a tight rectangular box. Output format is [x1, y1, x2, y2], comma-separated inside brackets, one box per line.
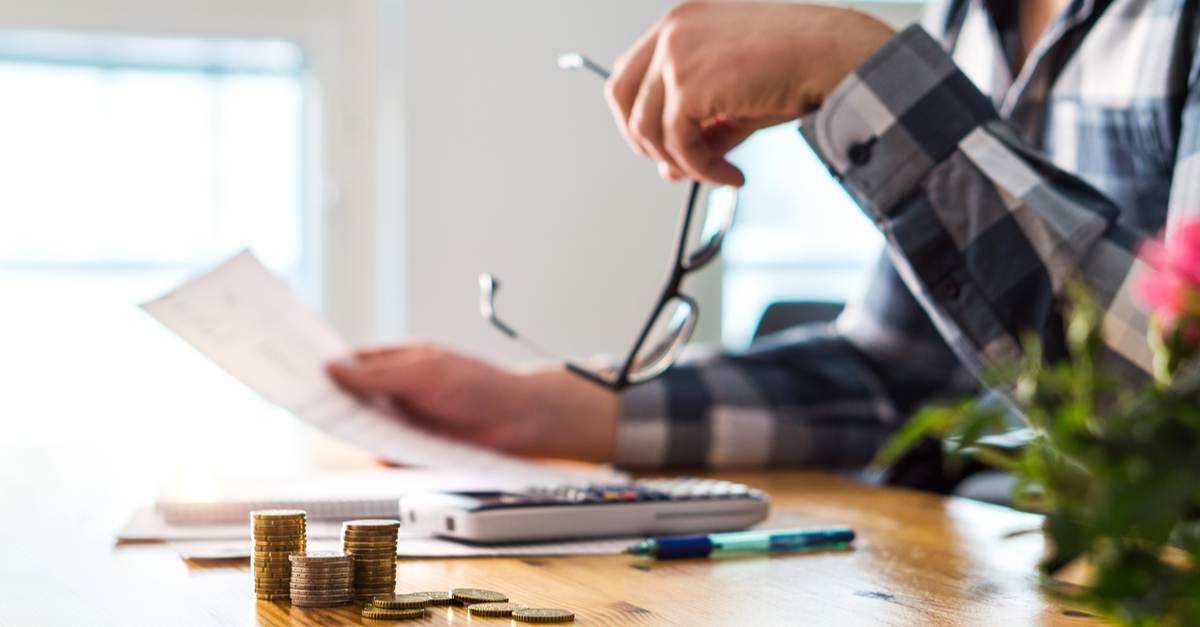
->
[613, 378, 671, 469]
[800, 24, 995, 221]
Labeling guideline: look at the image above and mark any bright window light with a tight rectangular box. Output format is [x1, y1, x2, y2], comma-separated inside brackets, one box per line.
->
[722, 123, 885, 348]
[0, 31, 311, 475]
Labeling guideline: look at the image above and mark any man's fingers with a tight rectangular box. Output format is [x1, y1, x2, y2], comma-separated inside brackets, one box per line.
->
[629, 61, 676, 172]
[605, 20, 663, 158]
[662, 94, 746, 187]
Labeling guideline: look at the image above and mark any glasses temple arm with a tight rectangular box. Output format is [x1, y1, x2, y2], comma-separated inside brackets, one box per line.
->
[557, 53, 611, 79]
[478, 273, 573, 361]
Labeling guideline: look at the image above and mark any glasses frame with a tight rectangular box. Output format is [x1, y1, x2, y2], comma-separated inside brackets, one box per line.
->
[478, 53, 738, 391]
[482, 178, 737, 391]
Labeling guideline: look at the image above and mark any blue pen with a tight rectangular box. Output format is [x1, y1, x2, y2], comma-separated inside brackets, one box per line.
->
[625, 526, 855, 559]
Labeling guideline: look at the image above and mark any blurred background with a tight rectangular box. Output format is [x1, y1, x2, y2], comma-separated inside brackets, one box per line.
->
[0, 0, 922, 518]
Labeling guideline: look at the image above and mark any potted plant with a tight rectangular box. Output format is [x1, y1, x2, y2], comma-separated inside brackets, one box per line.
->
[875, 221, 1200, 626]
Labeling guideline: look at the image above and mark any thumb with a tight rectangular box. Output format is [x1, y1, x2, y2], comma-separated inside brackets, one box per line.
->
[663, 97, 745, 186]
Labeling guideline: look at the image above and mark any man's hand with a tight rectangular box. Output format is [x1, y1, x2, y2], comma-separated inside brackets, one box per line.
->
[327, 344, 620, 463]
[607, 1, 895, 185]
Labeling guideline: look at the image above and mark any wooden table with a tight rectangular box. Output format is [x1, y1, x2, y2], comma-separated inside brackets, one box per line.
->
[0, 456, 1100, 626]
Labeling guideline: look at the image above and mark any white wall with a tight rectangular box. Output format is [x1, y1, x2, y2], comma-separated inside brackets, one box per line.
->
[0, 0, 923, 358]
[401, 0, 924, 362]
[405, 0, 694, 362]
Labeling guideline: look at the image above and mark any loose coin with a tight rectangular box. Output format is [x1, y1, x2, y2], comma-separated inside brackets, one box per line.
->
[372, 594, 431, 609]
[362, 607, 423, 620]
[512, 608, 576, 623]
[409, 591, 454, 605]
[469, 603, 530, 617]
[451, 588, 509, 604]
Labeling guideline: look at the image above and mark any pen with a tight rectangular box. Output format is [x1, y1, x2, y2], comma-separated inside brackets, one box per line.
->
[625, 526, 855, 559]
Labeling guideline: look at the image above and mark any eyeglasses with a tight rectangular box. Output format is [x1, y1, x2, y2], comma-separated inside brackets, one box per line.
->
[478, 54, 738, 391]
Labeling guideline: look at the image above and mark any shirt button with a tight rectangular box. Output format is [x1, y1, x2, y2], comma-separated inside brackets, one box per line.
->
[848, 136, 877, 166]
[937, 276, 960, 299]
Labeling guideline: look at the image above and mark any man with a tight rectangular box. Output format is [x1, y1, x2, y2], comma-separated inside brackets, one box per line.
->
[330, 0, 1195, 469]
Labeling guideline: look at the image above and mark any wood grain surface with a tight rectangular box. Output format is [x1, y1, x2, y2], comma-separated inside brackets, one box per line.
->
[0, 454, 1102, 626]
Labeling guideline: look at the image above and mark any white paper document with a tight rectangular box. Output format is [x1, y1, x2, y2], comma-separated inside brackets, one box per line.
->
[141, 251, 623, 486]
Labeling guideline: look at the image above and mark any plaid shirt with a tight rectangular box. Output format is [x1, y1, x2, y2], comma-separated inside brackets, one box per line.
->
[614, 0, 1200, 469]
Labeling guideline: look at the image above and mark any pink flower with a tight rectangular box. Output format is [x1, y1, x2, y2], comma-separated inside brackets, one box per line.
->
[1136, 220, 1200, 324]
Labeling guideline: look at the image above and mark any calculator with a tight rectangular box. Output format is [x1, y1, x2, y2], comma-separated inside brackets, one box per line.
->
[398, 477, 771, 543]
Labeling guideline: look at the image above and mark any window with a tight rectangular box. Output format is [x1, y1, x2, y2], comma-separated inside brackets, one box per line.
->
[0, 31, 307, 449]
[722, 123, 885, 348]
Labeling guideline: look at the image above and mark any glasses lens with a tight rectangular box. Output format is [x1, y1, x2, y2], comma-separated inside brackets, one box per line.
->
[683, 184, 737, 269]
[628, 296, 697, 384]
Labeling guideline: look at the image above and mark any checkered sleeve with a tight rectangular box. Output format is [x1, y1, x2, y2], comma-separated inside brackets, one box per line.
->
[613, 24, 1173, 470]
[800, 25, 1154, 382]
[615, 254, 979, 469]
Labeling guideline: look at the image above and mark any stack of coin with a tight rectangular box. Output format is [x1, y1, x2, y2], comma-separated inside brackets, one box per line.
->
[341, 519, 400, 598]
[251, 510, 307, 600]
[288, 551, 355, 607]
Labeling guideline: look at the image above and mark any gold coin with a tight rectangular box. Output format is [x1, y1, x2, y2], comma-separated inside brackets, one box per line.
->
[290, 572, 353, 580]
[290, 566, 354, 575]
[451, 588, 509, 604]
[409, 591, 454, 605]
[355, 579, 398, 588]
[291, 596, 356, 605]
[252, 515, 306, 523]
[342, 536, 396, 543]
[253, 522, 305, 530]
[290, 587, 355, 595]
[353, 567, 395, 575]
[342, 519, 400, 528]
[341, 528, 398, 536]
[353, 564, 396, 571]
[253, 538, 303, 545]
[361, 607, 423, 620]
[342, 539, 396, 546]
[356, 585, 397, 593]
[254, 576, 291, 584]
[253, 521, 305, 529]
[255, 593, 291, 601]
[289, 550, 352, 561]
[289, 578, 355, 586]
[291, 594, 356, 603]
[251, 509, 306, 519]
[512, 608, 576, 623]
[289, 576, 355, 585]
[468, 603, 530, 617]
[253, 531, 305, 539]
[371, 594, 432, 609]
